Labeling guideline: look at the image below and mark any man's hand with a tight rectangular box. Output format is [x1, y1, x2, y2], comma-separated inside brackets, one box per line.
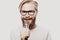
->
[20, 27, 30, 40]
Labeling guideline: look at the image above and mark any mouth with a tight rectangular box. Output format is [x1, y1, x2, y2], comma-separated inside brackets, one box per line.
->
[23, 18, 33, 20]
[22, 17, 33, 23]
[24, 19, 32, 22]
[23, 18, 33, 23]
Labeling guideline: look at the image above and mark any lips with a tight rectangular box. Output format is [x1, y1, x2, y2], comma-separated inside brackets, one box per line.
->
[23, 18, 33, 20]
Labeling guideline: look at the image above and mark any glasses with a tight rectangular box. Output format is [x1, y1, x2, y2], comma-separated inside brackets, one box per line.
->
[20, 10, 36, 16]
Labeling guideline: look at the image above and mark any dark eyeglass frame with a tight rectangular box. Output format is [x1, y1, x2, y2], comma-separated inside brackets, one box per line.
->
[20, 10, 36, 16]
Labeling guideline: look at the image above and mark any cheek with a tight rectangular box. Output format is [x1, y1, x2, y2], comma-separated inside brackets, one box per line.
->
[21, 16, 25, 18]
[30, 14, 36, 18]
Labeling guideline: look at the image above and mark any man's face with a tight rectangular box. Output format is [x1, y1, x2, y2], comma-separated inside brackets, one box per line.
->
[20, 3, 37, 25]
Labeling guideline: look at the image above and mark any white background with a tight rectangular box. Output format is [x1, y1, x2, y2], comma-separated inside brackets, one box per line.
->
[0, 0, 60, 40]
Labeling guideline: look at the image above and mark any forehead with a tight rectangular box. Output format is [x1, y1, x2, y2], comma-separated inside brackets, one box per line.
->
[22, 3, 35, 11]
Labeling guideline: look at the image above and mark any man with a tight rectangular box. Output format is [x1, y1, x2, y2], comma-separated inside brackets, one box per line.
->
[11, 0, 51, 40]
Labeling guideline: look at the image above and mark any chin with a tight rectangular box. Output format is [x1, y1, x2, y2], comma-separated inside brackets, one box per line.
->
[21, 17, 36, 27]
[29, 20, 32, 24]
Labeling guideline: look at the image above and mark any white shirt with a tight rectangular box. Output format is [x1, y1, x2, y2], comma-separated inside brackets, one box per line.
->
[11, 25, 51, 40]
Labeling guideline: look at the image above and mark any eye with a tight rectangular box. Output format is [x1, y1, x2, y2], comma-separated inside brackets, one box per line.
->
[29, 11, 34, 15]
[21, 11, 27, 16]
[29, 13, 34, 15]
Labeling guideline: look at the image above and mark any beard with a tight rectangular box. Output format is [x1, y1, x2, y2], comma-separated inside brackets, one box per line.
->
[21, 17, 36, 30]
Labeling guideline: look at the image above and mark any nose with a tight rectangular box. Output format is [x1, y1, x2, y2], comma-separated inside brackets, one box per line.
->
[25, 13, 30, 17]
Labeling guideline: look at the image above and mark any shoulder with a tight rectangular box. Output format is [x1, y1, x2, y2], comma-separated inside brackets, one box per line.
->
[39, 27, 49, 37]
[31, 25, 51, 40]
[36, 25, 49, 34]
[37, 26, 51, 40]
[35, 25, 50, 38]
